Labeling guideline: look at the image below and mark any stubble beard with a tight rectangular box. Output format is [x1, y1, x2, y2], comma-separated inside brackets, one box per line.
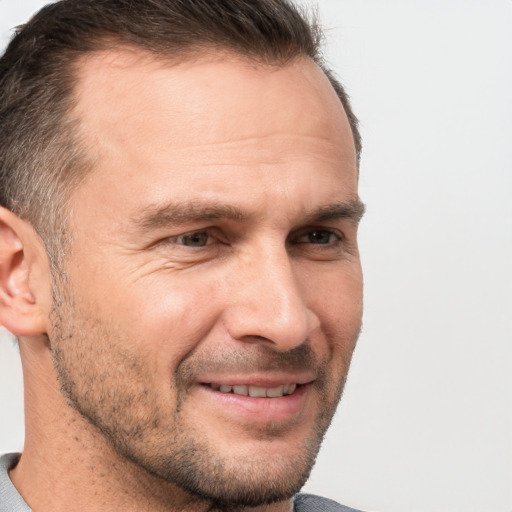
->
[49, 279, 355, 509]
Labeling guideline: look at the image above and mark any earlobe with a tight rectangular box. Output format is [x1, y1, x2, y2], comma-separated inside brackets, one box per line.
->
[0, 206, 49, 336]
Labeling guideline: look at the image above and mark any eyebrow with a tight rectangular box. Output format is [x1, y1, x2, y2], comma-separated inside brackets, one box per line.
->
[305, 199, 366, 224]
[132, 201, 250, 231]
[132, 197, 365, 231]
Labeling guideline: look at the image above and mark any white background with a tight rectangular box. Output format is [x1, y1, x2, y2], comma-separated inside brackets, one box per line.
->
[0, 1, 511, 511]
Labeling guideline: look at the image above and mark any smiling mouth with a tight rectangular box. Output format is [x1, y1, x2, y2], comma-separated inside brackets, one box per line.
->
[206, 383, 298, 398]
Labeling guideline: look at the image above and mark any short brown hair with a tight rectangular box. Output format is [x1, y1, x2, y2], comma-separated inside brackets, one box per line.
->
[0, 0, 361, 264]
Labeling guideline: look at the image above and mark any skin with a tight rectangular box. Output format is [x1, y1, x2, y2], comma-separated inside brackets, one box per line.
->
[0, 50, 363, 512]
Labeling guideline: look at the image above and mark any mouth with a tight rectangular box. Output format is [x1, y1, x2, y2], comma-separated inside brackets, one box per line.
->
[205, 383, 298, 398]
[195, 378, 314, 423]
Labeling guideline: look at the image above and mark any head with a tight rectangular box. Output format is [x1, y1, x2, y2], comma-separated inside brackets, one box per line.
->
[0, 0, 361, 265]
[0, 1, 363, 509]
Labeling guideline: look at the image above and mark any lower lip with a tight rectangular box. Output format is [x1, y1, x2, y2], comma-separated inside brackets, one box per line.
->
[196, 383, 311, 423]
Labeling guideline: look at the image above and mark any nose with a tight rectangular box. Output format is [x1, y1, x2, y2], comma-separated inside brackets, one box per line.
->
[223, 244, 320, 351]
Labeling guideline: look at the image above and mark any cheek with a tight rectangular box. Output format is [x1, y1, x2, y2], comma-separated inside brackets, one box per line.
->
[300, 262, 363, 362]
[122, 271, 225, 364]
[298, 262, 363, 320]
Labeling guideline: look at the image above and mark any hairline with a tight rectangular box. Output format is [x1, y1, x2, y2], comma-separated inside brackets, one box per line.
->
[54, 45, 360, 264]
[66, 41, 361, 187]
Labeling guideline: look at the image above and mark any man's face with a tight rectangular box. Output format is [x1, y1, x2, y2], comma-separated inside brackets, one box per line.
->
[50, 51, 363, 507]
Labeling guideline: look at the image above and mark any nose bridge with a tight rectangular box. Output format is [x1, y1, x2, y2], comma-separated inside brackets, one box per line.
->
[225, 241, 319, 350]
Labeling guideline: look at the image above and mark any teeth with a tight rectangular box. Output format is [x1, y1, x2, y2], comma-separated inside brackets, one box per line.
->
[232, 385, 248, 396]
[212, 383, 297, 397]
[248, 386, 267, 397]
[284, 384, 297, 395]
[266, 385, 284, 398]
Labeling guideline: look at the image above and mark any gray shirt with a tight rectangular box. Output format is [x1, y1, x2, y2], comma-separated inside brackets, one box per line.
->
[1, 453, 363, 512]
[0, 454, 30, 512]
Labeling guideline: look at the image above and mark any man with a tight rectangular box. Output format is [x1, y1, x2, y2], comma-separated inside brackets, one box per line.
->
[0, 1, 365, 511]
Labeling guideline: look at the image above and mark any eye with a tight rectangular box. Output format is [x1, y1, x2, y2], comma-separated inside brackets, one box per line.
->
[295, 229, 341, 245]
[176, 231, 210, 247]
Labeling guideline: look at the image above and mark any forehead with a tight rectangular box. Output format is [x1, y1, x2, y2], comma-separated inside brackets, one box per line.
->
[69, 48, 357, 220]
[74, 49, 354, 154]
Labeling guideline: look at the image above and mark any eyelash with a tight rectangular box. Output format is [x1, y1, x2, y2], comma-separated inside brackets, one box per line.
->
[175, 231, 213, 248]
[170, 228, 343, 248]
[293, 229, 342, 246]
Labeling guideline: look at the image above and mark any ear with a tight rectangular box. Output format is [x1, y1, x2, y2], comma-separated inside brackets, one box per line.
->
[0, 206, 50, 336]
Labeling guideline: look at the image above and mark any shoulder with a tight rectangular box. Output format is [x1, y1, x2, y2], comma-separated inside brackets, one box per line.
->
[0, 453, 32, 512]
[294, 493, 366, 512]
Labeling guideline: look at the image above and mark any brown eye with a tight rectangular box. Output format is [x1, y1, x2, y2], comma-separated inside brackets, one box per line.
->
[296, 230, 341, 245]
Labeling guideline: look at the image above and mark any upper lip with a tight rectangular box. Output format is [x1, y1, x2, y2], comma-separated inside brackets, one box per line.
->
[198, 372, 316, 388]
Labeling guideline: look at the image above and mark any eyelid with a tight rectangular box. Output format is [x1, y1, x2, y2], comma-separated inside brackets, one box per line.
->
[152, 225, 346, 251]
[160, 226, 229, 249]
[175, 231, 210, 246]
[290, 227, 343, 244]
